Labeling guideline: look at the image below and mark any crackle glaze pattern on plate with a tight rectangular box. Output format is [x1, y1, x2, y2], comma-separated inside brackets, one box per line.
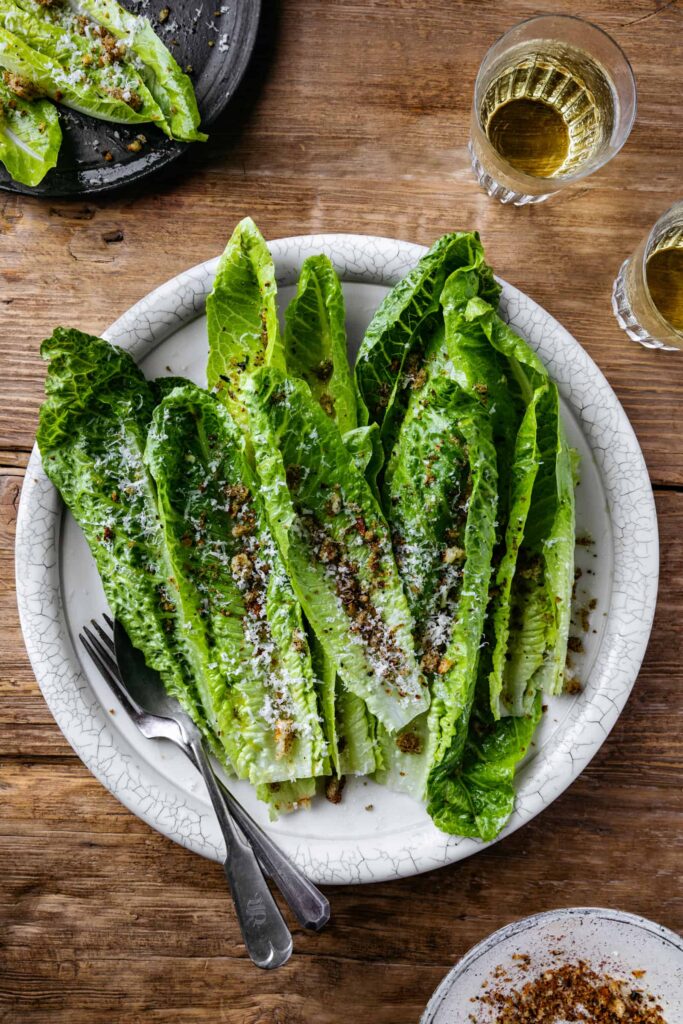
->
[15, 234, 658, 884]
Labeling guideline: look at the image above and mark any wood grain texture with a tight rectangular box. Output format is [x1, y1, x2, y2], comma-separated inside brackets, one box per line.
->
[2, 1, 683, 481]
[1, 0, 682, 1021]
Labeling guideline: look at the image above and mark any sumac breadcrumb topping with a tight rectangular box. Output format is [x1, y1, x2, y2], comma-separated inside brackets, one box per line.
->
[319, 392, 336, 417]
[325, 774, 345, 805]
[299, 508, 413, 694]
[470, 955, 668, 1023]
[274, 717, 295, 759]
[106, 86, 142, 111]
[93, 25, 127, 64]
[313, 360, 334, 383]
[2, 72, 43, 101]
[396, 730, 422, 754]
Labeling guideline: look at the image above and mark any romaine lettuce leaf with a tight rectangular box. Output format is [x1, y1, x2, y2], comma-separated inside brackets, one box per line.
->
[377, 371, 498, 799]
[36, 329, 207, 734]
[488, 391, 542, 716]
[383, 366, 476, 626]
[207, 223, 345, 795]
[440, 283, 530, 719]
[283, 260, 380, 776]
[246, 368, 428, 733]
[65, 0, 206, 141]
[501, 383, 575, 705]
[0, 76, 60, 185]
[441, 281, 527, 509]
[207, 217, 286, 429]
[427, 692, 542, 841]
[1, 1, 167, 129]
[355, 231, 500, 457]
[0, 25, 164, 126]
[539, 426, 575, 697]
[442, 275, 575, 711]
[145, 383, 327, 786]
[284, 254, 358, 434]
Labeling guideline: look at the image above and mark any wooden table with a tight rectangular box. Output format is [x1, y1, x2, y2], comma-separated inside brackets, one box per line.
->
[1, 1, 682, 1020]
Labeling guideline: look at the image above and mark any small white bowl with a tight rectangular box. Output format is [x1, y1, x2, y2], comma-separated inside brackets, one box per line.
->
[422, 907, 683, 1023]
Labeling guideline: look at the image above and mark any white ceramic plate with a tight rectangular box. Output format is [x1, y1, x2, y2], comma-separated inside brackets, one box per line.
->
[421, 908, 683, 1023]
[16, 234, 658, 885]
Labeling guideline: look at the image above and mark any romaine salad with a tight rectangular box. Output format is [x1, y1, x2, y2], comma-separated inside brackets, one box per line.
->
[0, 0, 204, 186]
[37, 219, 576, 838]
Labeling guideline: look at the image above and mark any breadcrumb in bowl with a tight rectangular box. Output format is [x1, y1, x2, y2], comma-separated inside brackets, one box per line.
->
[421, 909, 683, 1024]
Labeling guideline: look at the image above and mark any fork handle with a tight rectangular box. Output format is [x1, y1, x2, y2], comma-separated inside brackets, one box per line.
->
[189, 736, 292, 970]
[215, 777, 330, 931]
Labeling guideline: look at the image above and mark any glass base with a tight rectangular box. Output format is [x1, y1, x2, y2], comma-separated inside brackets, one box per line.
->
[611, 258, 679, 351]
[468, 142, 557, 206]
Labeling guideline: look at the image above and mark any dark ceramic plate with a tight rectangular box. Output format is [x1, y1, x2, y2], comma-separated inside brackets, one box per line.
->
[0, 0, 261, 197]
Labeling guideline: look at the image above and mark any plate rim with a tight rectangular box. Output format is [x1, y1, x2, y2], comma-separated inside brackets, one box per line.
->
[15, 231, 659, 884]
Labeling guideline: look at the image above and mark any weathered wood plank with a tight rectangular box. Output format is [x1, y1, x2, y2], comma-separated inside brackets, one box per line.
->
[0, 471, 73, 759]
[0, 758, 680, 1023]
[1, 1, 683, 482]
[0, 954, 445, 1024]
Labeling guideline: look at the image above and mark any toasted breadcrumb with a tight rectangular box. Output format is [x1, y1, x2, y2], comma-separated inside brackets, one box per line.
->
[471, 956, 667, 1023]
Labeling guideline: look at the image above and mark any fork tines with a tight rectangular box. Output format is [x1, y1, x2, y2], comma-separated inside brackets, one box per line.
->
[79, 614, 123, 691]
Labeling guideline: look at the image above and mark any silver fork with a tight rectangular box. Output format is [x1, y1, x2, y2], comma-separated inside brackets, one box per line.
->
[102, 617, 329, 930]
[80, 615, 329, 962]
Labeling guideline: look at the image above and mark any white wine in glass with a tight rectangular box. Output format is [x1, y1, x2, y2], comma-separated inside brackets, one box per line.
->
[613, 202, 683, 350]
[470, 16, 636, 206]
